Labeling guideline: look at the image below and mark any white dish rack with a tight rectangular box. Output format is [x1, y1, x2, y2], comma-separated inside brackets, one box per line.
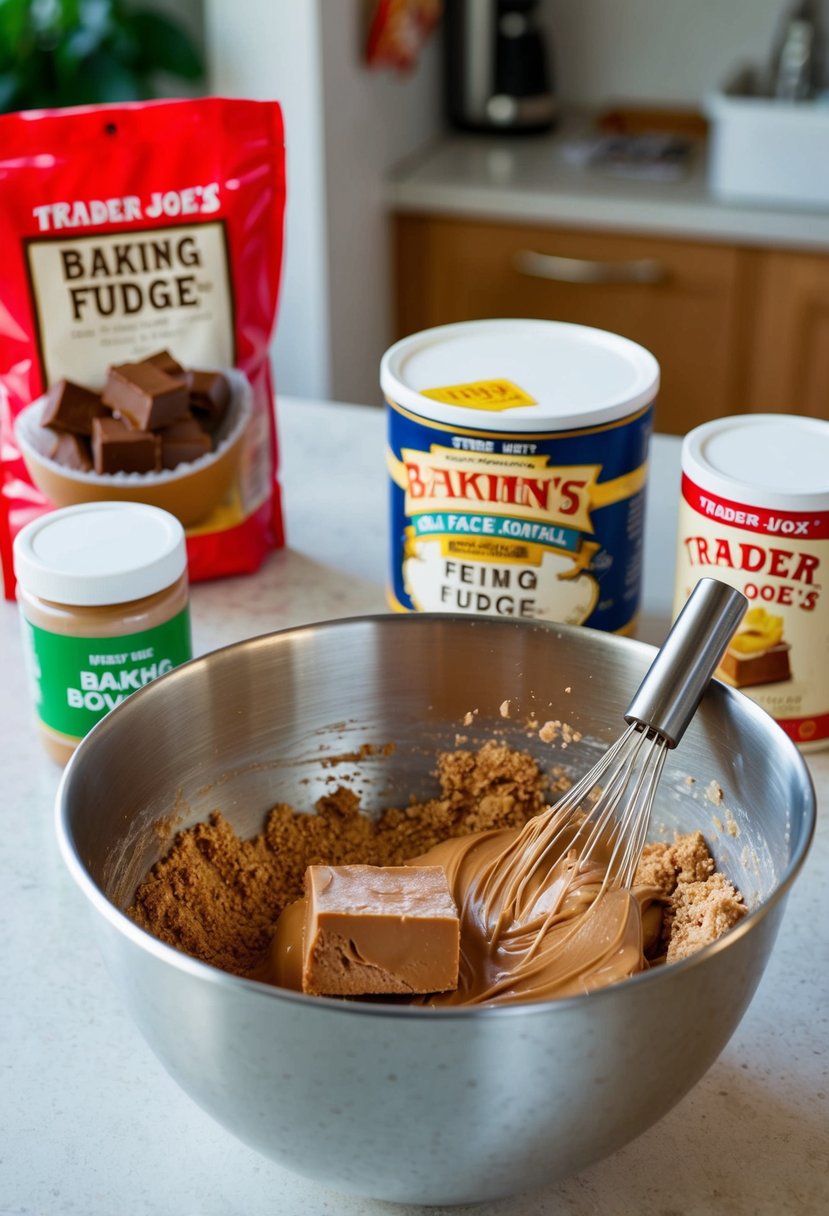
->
[707, 67, 829, 210]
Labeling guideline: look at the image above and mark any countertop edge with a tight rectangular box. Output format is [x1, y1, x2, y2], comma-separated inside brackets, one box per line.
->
[384, 134, 829, 252]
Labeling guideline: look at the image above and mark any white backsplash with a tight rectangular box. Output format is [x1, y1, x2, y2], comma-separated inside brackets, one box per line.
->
[542, 0, 829, 106]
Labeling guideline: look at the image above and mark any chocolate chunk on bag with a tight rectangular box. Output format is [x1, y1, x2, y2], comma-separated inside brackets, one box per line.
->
[0, 98, 286, 597]
[41, 379, 105, 435]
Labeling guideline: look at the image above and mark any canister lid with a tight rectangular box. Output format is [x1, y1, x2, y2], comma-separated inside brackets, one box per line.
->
[13, 502, 187, 606]
[682, 414, 829, 511]
[380, 319, 660, 431]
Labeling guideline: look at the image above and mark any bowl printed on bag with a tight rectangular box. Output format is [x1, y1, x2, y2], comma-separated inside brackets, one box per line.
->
[15, 369, 252, 528]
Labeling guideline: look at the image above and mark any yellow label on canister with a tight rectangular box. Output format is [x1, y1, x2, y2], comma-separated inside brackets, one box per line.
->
[421, 379, 537, 411]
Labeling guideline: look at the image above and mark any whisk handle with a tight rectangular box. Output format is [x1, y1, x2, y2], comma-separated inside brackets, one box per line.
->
[625, 578, 748, 748]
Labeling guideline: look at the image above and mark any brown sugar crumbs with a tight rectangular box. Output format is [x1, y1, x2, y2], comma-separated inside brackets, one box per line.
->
[129, 741, 547, 976]
[538, 719, 583, 748]
[129, 740, 745, 979]
[637, 831, 745, 962]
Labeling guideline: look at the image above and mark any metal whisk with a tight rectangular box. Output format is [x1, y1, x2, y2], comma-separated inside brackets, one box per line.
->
[483, 578, 748, 945]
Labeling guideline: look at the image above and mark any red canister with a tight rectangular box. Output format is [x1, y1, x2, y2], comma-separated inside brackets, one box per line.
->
[674, 414, 829, 751]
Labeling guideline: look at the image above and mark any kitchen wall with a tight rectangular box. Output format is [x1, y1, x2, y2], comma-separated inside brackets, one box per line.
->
[197, 1, 829, 404]
[319, 5, 442, 406]
[543, 0, 828, 105]
[204, 0, 442, 404]
[205, 0, 331, 400]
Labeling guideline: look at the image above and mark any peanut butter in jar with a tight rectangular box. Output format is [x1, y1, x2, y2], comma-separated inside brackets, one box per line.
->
[13, 501, 192, 764]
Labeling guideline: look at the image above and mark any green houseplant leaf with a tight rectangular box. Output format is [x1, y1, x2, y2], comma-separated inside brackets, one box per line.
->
[0, 0, 204, 113]
[124, 8, 203, 80]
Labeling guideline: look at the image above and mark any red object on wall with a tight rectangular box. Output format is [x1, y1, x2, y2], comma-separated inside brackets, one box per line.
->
[365, 0, 442, 71]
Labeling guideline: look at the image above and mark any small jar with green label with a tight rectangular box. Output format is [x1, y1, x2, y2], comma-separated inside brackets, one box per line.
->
[13, 501, 192, 765]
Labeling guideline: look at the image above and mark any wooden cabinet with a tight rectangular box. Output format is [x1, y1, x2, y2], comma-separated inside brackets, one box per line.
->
[394, 214, 828, 435]
[747, 250, 829, 418]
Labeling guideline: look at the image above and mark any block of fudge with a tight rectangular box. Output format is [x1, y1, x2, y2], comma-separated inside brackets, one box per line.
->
[301, 864, 460, 997]
[187, 370, 230, 433]
[102, 362, 189, 430]
[92, 415, 160, 474]
[718, 643, 792, 688]
[159, 414, 213, 470]
[143, 349, 186, 380]
[52, 431, 93, 472]
[41, 379, 105, 436]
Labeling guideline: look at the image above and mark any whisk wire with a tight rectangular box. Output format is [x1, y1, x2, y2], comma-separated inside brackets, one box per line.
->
[477, 580, 749, 971]
[614, 739, 669, 888]
[574, 723, 647, 867]
[578, 725, 670, 889]
[484, 721, 672, 951]
[482, 724, 639, 934]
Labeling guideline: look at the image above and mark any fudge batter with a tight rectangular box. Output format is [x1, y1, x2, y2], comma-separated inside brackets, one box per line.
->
[271, 814, 665, 1005]
[284, 865, 461, 997]
[129, 741, 746, 1004]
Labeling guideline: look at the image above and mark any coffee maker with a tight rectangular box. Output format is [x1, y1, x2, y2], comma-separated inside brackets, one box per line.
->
[444, 0, 556, 134]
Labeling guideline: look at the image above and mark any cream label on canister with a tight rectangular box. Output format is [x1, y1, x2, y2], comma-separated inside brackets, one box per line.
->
[674, 474, 829, 745]
[387, 401, 653, 632]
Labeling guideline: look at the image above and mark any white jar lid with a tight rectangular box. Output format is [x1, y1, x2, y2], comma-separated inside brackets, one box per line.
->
[683, 414, 829, 512]
[13, 502, 187, 606]
[381, 319, 660, 432]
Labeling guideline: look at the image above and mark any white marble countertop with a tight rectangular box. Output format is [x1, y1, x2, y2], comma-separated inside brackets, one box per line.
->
[2, 396, 827, 1216]
[386, 121, 829, 251]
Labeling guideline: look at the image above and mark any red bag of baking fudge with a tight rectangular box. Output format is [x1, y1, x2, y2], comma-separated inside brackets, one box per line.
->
[0, 98, 286, 597]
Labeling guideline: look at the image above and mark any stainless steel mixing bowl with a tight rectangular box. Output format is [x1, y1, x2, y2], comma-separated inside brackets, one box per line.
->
[56, 615, 815, 1206]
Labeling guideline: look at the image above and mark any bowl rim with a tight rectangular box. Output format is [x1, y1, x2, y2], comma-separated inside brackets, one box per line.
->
[54, 612, 818, 1020]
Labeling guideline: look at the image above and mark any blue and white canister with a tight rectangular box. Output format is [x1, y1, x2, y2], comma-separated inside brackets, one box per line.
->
[382, 319, 659, 634]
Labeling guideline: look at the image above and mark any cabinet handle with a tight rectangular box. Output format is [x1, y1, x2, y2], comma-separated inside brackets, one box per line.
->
[513, 249, 670, 285]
